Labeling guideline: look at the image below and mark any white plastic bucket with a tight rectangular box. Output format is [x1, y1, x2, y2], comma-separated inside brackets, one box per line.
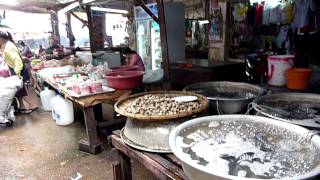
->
[267, 55, 294, 86]
[40, 87, 56, 111]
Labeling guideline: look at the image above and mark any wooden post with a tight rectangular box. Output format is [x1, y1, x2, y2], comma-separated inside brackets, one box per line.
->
[156, 0, 171, 88]
[112, 161, 122, 180]
[85, 5, 105, 53]
[66, 12, 75, 48]
[50, 11, 60, 45]
[78, 106, 102, 154]
[224, 1, 231, 62]
[119, 152, 132, 180]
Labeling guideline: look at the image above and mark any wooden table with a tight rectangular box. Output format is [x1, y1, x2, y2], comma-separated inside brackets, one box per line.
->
[109, 130, 187, 180]
[45, 79, 131, 154]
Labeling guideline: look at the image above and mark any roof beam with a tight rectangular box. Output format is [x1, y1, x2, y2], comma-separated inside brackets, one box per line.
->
[70, 11, 88, 27]
[60, 0, 101, 14]
[60, 1, 80, 13]
[135, 0, 159, 23]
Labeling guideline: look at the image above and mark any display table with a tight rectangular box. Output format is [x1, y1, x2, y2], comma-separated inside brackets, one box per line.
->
[109, 130, 187, 180]
[45, 79, 131, 154]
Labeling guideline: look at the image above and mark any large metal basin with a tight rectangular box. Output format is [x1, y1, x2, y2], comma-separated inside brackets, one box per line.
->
[169, 115, 320, 180]
[184, 81, 265, 114]
[252, 93, 320, 129]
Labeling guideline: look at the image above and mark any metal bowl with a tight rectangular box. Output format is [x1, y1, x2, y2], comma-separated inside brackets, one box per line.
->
[184, 81, 265, 114]
[252, 93, 320, 129]
[169, 115, 320, 180]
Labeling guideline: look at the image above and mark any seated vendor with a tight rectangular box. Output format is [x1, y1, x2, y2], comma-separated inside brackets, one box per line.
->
[123, 47, 145, 71]
[45, 44, 60, 54]
[18, 40, 33, 58]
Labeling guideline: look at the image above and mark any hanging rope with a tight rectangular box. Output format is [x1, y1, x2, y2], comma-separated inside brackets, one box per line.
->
[245, 102, 254, 115]
[216, 100, 222, 115]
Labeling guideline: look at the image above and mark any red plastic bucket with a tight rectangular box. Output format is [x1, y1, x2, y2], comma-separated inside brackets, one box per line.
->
[111, 65, 139, 72]
[105, 71, 144, 90]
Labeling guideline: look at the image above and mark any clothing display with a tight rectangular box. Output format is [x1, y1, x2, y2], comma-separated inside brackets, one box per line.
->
[230, 0, 320, 58]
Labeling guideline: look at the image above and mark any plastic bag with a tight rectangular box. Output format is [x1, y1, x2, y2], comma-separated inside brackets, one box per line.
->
[0, 76, 22, 121]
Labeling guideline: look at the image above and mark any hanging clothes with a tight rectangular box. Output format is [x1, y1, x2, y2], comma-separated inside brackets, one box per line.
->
[232, 3, 248, 22]
[262, 3, 271, 25]
[276, 25, 290, 48]
[263, 2, 282, 25]
[282, 1, 294, 24]
[269, 5, 282, 24]
[292, 0, 316, 29]
[256, 3, 264, 25]
[247, 4, 256, 26]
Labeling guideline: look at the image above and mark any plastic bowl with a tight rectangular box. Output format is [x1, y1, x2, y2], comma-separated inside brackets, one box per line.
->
[287, 68, 312, 90]
[105, 71, 144, 90]
[111, 65, 139, 72]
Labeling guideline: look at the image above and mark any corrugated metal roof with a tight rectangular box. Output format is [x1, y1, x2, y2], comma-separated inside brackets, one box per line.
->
[0, 0, 76, 13]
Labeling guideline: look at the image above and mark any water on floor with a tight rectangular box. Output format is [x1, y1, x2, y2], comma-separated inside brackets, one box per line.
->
[0, 87, 155, 179]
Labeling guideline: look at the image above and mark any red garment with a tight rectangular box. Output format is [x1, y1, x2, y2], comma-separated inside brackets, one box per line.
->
[128, 54, 145, 71]
[256, 4, 264, 25]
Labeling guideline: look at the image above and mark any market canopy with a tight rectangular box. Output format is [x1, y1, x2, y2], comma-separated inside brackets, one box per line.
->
[0, 0, 135, 13]
[0, 0, 76, 13]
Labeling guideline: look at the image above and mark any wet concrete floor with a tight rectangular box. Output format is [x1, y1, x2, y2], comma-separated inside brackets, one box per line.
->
[0, 89, 155, 179]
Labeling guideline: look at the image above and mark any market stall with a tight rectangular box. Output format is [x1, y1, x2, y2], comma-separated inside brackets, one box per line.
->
[30, 55, 132, 154]
[45, 77, 130, 154]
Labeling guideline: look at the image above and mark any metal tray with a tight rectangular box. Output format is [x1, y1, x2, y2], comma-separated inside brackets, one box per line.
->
[120, 129, 172, 153]
[60, 86, 115, 98]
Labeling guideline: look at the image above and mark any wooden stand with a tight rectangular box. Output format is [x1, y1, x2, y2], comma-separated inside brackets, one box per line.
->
[109, 130, 187, 180]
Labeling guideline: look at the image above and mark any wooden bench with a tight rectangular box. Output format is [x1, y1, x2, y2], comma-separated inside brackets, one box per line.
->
[109, 130, 187, 180]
